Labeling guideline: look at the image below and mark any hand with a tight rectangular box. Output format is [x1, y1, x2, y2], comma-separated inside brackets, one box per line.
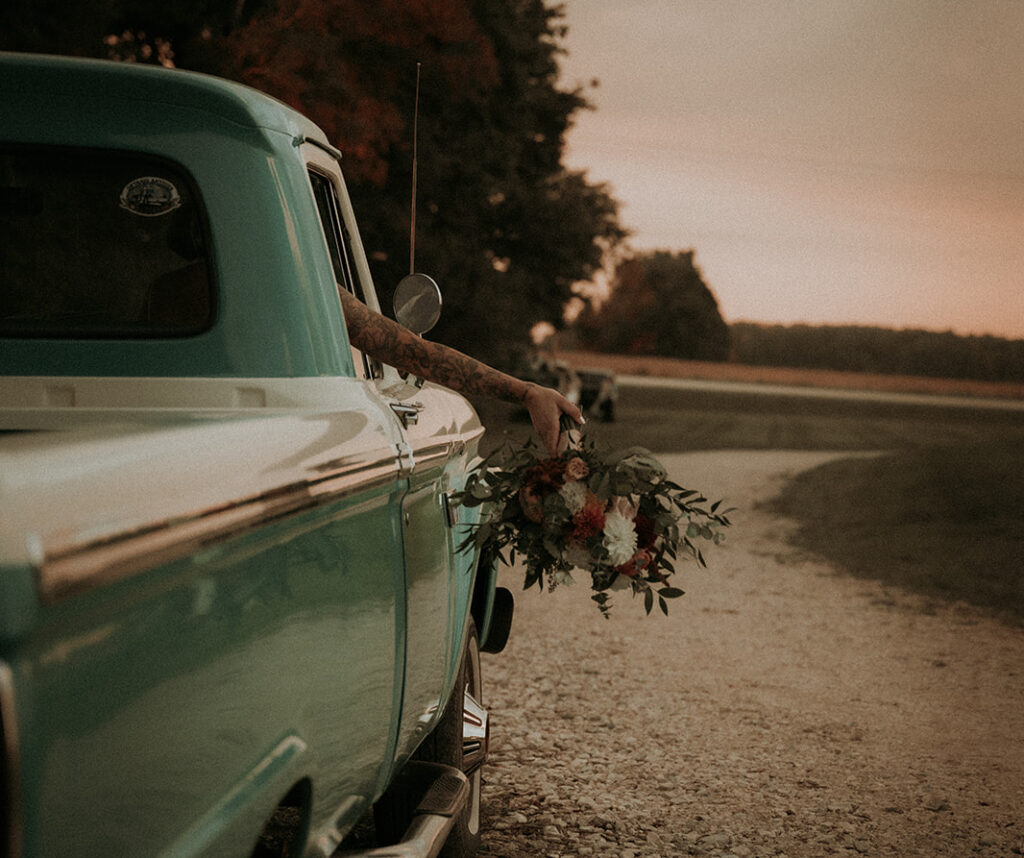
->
[523, 383, 584, 457]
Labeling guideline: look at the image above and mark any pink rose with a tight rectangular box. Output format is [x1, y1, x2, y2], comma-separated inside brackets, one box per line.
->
[564, 457, 590, 482]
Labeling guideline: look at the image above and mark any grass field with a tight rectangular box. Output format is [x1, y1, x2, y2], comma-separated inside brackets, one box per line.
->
[470, 359, 1024, 625]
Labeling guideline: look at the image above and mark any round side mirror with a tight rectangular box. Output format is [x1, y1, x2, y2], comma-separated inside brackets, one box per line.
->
[393, 273, 442, 335]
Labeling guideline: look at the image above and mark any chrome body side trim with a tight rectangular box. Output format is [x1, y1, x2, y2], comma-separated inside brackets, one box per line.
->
[409, 442, 453, 475]
[30, 419, 484, 606]
[37, 448, 401, 605]
[0, 662, 22, 858]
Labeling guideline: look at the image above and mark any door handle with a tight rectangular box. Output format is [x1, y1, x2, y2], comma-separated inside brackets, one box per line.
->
[390, 401, 424, 429]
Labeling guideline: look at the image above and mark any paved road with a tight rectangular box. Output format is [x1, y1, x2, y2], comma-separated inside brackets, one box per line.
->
[618, 374, 1024, 412]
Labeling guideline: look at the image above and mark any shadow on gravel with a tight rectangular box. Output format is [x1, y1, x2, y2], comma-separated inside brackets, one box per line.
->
[766, 440, 1024, 625]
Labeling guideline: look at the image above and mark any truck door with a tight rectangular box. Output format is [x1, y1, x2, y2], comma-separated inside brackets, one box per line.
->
[389, 385, 459, 755]
[305, 150, 459, 766]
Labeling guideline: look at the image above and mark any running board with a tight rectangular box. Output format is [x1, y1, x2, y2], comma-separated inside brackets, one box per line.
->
[337, 763, 469, 858]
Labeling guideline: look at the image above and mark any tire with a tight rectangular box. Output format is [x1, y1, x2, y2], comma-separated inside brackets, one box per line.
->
[373, 622, 484, 857]
[425, 621, 483, 857]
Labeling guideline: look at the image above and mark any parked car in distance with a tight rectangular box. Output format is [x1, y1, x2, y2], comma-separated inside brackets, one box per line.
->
[577, 367, 618, 422]
[515, 356, 581, 409]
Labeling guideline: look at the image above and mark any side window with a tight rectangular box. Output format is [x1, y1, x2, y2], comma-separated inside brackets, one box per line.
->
[308, 168, 380, 379]
[0, 145, 213, 338]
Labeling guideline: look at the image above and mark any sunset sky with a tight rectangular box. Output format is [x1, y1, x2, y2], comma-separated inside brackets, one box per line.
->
[557, 0, 1024, 339]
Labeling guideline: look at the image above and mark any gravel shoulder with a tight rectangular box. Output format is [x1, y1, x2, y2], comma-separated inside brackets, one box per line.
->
[478, 450, 1024, 858]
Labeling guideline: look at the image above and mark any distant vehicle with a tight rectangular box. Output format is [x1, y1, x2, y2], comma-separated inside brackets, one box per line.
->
[577, 367, 618, 422]
[517, 356, 581, 408]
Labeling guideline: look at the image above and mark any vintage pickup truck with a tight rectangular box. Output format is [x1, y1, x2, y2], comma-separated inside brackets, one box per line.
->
[0, 52, 513, 858]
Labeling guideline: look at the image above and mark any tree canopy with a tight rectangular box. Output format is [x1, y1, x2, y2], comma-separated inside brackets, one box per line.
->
[1, 0, 626, 365]
[572, 250, 730, 361]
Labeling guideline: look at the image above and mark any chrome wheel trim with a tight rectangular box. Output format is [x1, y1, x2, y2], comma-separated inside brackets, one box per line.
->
[462, 636, 484, 836]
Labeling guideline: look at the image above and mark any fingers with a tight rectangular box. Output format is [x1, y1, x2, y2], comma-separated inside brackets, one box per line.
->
[524, 385, 585, 456]
[547, 386, 584, 423]
[564, 400, 585, 425]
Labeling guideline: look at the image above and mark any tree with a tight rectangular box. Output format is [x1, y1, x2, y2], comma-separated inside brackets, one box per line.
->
[1, 0, 626, 366]
[251, 0, 625, 365]
[0, 0, 254, 67]
[574, 250, 730, 361]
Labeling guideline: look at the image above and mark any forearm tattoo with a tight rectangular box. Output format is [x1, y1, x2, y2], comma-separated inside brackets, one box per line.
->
[340, 290, 528, 403]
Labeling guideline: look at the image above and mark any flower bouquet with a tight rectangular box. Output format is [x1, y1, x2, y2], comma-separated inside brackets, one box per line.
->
[455, 417, 733, 617]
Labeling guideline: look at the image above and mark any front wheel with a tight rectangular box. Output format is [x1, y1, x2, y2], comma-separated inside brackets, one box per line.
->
[374, 622, 485, 857]
[427, 621, 483, 857]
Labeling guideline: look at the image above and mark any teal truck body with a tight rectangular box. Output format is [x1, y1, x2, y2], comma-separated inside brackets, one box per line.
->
[0, 53, 506, 858]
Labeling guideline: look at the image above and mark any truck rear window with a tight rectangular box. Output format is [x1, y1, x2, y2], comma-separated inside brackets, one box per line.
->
[0, 146, 213, 338]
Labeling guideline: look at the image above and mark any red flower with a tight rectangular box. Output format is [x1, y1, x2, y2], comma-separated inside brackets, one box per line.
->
[616, 549, 652, 578]
[634, 513, 657, 550]
[523, 458, 566, 498]
[571, 503, 606, 541]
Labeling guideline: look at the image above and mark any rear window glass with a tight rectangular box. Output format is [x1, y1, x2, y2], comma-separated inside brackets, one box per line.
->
[0, 146, 213, 338]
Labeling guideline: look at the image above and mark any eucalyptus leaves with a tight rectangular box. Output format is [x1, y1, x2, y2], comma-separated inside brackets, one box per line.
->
[455, 427, 732, 617]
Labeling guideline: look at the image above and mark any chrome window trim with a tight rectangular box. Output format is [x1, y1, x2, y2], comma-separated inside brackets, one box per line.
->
[0, 661, 23, 858]
[295, 135, 344, 162]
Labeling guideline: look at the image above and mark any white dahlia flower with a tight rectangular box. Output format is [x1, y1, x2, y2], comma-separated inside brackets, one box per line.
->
[603, 510, 638, 567]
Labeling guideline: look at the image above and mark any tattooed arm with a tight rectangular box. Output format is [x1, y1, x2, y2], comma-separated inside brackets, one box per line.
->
[339, 289, 582, 455]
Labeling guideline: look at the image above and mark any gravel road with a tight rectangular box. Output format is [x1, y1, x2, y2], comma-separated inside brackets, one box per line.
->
[476, 450, 1024, 858]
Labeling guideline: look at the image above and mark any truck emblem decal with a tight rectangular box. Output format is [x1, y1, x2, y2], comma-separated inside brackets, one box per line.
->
[119, 176, 182, 216]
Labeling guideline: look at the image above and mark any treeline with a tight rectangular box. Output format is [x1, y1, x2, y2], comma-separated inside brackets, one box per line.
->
[730, 322, 1024, 383]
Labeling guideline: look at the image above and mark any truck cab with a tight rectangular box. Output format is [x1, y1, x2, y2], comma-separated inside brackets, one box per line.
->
[0, 52, 505, 858]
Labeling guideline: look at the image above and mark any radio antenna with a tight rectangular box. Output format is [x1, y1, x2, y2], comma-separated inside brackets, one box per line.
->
[410, 62, 421, 275]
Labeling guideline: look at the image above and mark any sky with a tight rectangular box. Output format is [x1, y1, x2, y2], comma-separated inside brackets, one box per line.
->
[556, 0, 1024, 339]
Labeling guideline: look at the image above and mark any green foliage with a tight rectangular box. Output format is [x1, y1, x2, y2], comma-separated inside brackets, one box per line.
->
[731, 322, 1024, 383]
[1, 0, 626, 366]
[572, 249, 730, 361]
